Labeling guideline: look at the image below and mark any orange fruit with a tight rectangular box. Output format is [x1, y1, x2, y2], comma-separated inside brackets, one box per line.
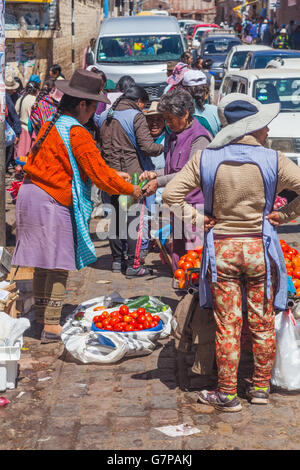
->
[187, 250, 198, 259]
[178, 279, 186, 289]
[296, 288, 300, 297]
[293, 278, 300, 289]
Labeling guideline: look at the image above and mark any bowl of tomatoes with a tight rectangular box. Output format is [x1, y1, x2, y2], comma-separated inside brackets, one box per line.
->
[91, 304, 162, 344]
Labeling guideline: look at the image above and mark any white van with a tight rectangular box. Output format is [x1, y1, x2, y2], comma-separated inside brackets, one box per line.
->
[224, 44, 272, 74]
[93, 16, 186, 100]
[218, 68, 300, 165]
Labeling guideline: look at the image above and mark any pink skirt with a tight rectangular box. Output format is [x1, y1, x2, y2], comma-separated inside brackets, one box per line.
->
[15, 128, 33, 158]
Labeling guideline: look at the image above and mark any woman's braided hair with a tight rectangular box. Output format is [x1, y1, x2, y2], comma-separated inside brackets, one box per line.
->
[106, 85, 149, 125]
[30, 93, 93, 158]
[182, 84, 209, 112]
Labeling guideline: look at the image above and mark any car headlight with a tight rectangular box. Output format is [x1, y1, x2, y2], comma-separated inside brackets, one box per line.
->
[267, 138, 294, 153]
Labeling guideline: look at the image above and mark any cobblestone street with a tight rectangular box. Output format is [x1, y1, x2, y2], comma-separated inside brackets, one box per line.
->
[1, 206, 300, 451]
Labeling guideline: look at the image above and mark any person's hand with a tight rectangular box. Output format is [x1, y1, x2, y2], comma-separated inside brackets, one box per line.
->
[139, 170, 157, 182]
[266, 211, 283, 227]
[116, 171, 131, 182]
[143, 179, 158, 197]
[204, 215, 216, 232]
[131, 185, 143, 201]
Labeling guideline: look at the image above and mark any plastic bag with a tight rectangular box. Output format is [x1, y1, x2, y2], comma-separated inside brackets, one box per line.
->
[271, 310, 300, 391]
[5, 121, 16, 147]
[0, 311, 30, 346]
[61, 294, 173, 364]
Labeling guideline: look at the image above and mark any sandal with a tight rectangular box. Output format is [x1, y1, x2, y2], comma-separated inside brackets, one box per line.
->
[125, 266, 153, 279]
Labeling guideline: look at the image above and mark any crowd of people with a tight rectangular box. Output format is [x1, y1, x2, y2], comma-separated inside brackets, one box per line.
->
[6, 41, 300, 413]
[233, 16, 300, 49]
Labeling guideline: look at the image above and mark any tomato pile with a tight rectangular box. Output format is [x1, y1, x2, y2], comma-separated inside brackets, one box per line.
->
[93, 305, 161, 332]
[280, 239, 300, 295]
[174, 247, 203, 290]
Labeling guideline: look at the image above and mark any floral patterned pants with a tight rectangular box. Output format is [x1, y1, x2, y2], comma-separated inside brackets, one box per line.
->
[208, 237, 277, 395]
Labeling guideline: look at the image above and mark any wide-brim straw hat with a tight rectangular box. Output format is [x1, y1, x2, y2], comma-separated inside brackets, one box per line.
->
[207, 93, 280, 149]
[5, 73, 19, 90]
[143, 101, 162, 116]
[55, 69, 110, 103]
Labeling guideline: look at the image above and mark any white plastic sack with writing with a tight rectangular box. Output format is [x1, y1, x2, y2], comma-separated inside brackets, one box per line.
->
[271, 311, 300, 391]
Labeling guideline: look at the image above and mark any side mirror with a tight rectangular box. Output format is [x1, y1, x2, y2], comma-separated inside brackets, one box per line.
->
[219, 63, 225, 68]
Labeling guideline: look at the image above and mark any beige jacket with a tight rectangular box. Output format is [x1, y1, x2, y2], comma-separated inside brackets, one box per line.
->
[162, 135, 300, 235]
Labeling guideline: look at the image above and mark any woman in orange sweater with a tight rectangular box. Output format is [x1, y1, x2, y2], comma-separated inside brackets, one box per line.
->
[12, 69, 142, 343]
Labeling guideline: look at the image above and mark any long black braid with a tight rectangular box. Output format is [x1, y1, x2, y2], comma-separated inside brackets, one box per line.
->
[31, 93, 93, 159]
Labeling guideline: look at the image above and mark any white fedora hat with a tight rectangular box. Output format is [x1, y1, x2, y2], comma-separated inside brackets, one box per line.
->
[207, 93, 280, 149]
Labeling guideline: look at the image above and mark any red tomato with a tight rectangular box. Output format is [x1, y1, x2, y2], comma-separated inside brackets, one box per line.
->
[184, 256, 195, 264]
[137, 324, 144, 330]
[103, 318, 111, 327]
[287, 267, 294, 276]
[93, 315, 102, 323]
[105, 325, 113, 331]
[178, 259, 186, 269]
[293, 267, 300, 279]
[123, 315, 131, 323]
[110, 317, 119, 326]
[191, 272, 199, 282]
[100, 311, 109, 318]
[194, 260, 201, 268]
[130, 319, 137, 328]
[118, 322, 127, 330]
[187, 250, 198, 259]
[292, 254, 300, 268]
[117, 314, 124, 322]
[119, 305, 129, 316]
[178, 279, 186, 289]
[114, 323, 123, 331]
[296, 288, 300, 297]
[94, 321, 103, 329]
[137, 307, 146, 316]
[174, 269, 185, 280]
[125, 324, 134, 332]
[150, 321, 157, 328]
[152, 315, 160, 322]
[293, 278, 300, 289]
[182, 262, 193, 271]
[143, 320, 151, 329]
[145, 315, 152, 322]
[129, 311, 138, 319]
[137, 314, 146, 323]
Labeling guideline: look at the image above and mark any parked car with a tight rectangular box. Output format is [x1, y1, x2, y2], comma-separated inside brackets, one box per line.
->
[242, 49, 300, 70]
[191, 24, 220, 49]
[197, 32, 241, 86]
[186, 23, 219, 42]
[178, 19, 198, 34]
[94, 16, 186, 101]
[218, 68, 300, 165]
[224, 44, 272, 74]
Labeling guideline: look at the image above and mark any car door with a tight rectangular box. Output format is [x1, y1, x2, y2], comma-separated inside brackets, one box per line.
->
[238, 78, 248, 95]
[218, 75, 239, 103]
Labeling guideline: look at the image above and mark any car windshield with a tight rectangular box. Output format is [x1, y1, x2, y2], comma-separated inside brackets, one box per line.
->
[203, 38, 240, 55]
[253, 52, 300, 68]
[253, 78, 300, 112]
[230, 51, 248, 68]
[97, 35, 184, 63]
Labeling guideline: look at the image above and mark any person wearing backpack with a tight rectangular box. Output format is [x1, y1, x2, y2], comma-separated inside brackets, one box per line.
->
[95, 85, 164, 277]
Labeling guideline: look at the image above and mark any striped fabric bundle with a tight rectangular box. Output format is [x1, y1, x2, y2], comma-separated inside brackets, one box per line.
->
[30, 94, 58, 135]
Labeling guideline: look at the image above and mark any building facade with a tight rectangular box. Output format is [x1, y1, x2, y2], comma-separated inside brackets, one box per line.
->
[142, 0, 216, 23]
[5, 0, 103, 85]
